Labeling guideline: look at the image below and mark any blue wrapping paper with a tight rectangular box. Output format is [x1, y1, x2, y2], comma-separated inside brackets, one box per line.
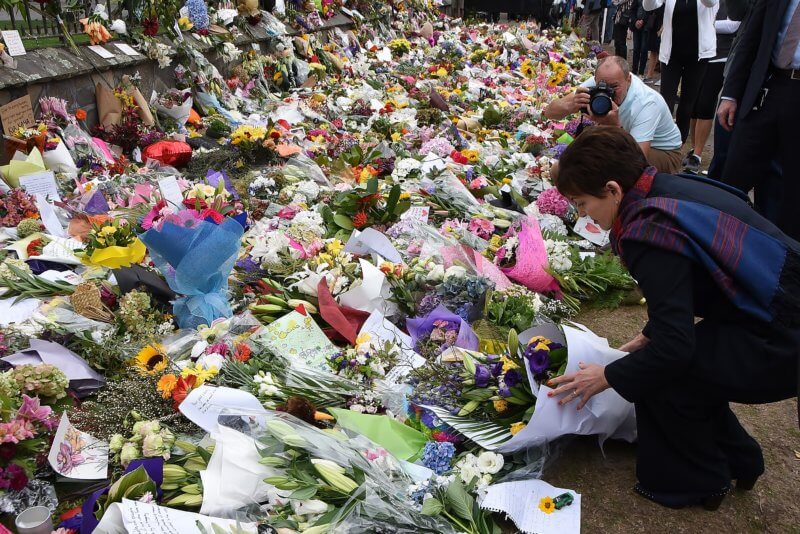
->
[141, 217, 244, 329]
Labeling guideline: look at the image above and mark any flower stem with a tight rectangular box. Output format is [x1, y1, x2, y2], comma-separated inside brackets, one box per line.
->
[443, 510, 477, 534]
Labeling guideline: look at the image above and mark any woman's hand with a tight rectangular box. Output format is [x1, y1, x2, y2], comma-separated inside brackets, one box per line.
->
[618, 333, 650, 352]
[547, 363, 610, 410]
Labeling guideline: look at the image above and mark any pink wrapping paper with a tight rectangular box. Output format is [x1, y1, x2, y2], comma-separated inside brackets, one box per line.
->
[502, 217, 560, 294]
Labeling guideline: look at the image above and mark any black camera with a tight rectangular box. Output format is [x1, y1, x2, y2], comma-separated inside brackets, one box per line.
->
[586, 82, 616, 116]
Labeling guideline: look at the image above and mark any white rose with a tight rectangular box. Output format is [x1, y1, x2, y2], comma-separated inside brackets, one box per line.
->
[459, 464, 480, 485]
[426, 264, 445, 282]
[444, 265, 467, 280]
[196, 352, 226, 370]
[476, 451, 504, 475]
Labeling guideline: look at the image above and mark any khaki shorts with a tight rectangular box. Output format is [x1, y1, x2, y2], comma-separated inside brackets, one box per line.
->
[647, 148, 683, 174]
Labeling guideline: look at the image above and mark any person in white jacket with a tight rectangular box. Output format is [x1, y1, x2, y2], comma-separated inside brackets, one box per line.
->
[643, 0, 719, 146]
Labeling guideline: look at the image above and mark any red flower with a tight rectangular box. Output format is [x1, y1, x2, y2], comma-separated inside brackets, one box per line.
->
[450, 150, 469, 165]
[26, 239, 44, 257]
[200, 208, 224, 224]
[232, 343, 252, 363]
[5, 463, 28, 491]
[0, 443, 17, 461]
[142, 17, 159, 37]
[352, 211, 368, 229]
[172, 375, 197, 411]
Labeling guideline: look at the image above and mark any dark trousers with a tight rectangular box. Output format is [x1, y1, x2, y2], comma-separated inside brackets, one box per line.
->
[613, 23, 628, 58]
[722, 76, 799, 241]
[660, 57, 708, 143]
[635, 320, 797, 501]
[631, 29, 648, 75]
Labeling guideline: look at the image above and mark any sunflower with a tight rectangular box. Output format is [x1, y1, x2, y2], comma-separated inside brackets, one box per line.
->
[539, 496, 555, 514]
[133, 344, 168, 375]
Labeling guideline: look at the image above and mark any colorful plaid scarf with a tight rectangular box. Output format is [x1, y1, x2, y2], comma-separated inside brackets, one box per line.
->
[611, 167, 800, 326]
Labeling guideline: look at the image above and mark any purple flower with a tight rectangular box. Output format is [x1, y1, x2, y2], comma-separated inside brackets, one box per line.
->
[498, 385, 511, 397]
[490, 361, 503, 377]
[236, 256, 259, 272]
[420, 410, 440, 429]
[504, 369, 522, 388]
[525, 344, 551, 376]
[474, 365, 491, 388]
[17, 394, 52, 423]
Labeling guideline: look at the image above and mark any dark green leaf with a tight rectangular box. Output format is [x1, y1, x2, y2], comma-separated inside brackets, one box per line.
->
[333, 214, 354, 230]
[445, 478, 475, 521]
[289, 486, 319, 500]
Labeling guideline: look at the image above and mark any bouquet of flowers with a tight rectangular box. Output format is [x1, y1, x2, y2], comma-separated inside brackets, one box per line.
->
[407, 304, 479, 360]
[0, 189, 39, 228]
[388, 38, 412, 56]
[153, 89, 193, 131]
[321, 177, 410, 239]
[78, 218, 147, 269]
[140, 213, 245, 329]
[230, 125, 280, 165]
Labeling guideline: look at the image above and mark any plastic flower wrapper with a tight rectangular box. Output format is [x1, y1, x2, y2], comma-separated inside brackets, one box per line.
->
[501, 216, 560, 295]
[78, 219, 147, 269]
[407, 304, 479, 354]
[140, 216, 244, 329]
[207, 410, 456, 533]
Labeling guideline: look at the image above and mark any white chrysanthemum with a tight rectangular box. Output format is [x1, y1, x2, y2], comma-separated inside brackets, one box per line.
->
[476, 451, 504, 474]
[295, 180, 321, 201]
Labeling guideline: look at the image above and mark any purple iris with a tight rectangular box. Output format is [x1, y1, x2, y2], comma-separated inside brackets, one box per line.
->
[475, 365, 491, 388]
[490, 361, 503, 377]
[524, 344, 551, 376]
[498, 385, 511, 398]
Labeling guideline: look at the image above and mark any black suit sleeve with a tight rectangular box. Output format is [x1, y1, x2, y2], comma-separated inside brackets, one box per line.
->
[604, 244, 696, 403]
[721, 0, 768, 101]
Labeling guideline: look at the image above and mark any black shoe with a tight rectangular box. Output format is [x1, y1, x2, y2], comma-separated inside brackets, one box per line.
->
[634, 483, 729, 510]
[736, 475, 760, 491]
[684, 154, 701, 173]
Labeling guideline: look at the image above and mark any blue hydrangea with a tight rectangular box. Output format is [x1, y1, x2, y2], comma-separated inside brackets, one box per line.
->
[421, 441, 456, 475]
[186, 0, 210, 29]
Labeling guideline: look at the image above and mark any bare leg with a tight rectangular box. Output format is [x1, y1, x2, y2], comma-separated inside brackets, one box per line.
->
[693, 118, 714, 157]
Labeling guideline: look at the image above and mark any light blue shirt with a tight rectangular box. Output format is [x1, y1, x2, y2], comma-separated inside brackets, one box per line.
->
[773, 0, 800, 69]
[580, 75, 682, 151]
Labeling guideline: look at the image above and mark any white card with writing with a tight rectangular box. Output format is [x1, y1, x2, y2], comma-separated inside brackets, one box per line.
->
[19, 171, 61, 201]
[114, 42, 140, 56]
[1, 30, 26, 56]
[88, 45, 115, 59]
[254, 310, 339, 370]
[157, 175, 183, 208]
[179, 385, 266, 434]
[94, 499, 258, 534]
[400, 205, 430, 224]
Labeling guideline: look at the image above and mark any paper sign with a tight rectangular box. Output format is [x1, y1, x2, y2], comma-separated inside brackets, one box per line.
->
[251, 43, 261, 52]
[573, 215, 609, 246]
[157, 175, 183, 208]
[0, 95, 35, 136]
[88, 45, 115, 59]
[343, 228, 402, 263]
[114, 42, 141, 56]
[254, 310, 339, 370]
[480, 479, 581, 534]
[19, 170, 61, 201]
[179, 385, 266, 434]
[0, 298, 40, 326]
[38, 236, 83, 265]
[94, 499, 258, 534]
[47, 412, 108, 480]
[1, 30, 26, 56]
[35, 194, 67, 237]
[400, 206, 430, 224]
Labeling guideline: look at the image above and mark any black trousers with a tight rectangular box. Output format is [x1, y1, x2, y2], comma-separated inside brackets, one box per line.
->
[631, 29, 648, 75]
[613, 23, 628, 59]
[660, 57, 708, 143]
[722, 76, 800, 241]
[634, 320, 798, 501]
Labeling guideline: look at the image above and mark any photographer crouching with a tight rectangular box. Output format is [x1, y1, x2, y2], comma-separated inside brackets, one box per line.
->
[545, 57, 683, 173]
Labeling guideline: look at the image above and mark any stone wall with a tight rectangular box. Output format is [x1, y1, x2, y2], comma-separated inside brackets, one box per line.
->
[0, 13, 367, 162]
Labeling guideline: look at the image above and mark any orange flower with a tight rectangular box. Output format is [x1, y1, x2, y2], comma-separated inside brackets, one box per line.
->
[171, 375, 197, 411]
[157, 374, 178, 399]
[75, 109, 87, 121]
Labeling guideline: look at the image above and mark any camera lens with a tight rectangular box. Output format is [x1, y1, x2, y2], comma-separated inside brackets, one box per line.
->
[590, 93, 612, 116]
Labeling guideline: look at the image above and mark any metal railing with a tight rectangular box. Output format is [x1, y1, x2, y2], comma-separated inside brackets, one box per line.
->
[0, 1, 133, 45]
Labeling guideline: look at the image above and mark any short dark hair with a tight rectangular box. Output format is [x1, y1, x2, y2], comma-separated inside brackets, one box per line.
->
[555, 126, 648, 197]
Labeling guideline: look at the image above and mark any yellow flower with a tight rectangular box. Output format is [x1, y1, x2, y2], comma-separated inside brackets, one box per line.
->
[436, 67, 448, 77]
[399, 192, 411, 200]
[273, 71, 283, 81]
[502, 177, 513, 185]
[157, 374, 178, 399]
[326, 240, 344, 256]
[500, 355, 519, 372]
[178, 16, 193, 30]
[181, 364, 218, 386]
[391, 132, 402, 142]
[359, 168, 372, 183]
[133, 345, 168, 375]
[539, 496, 555, 514]
[510, 422, 526, 435]
[493, 399, 509, 413]
[99, 225, 118, 237]
[355, 332, 371, 347]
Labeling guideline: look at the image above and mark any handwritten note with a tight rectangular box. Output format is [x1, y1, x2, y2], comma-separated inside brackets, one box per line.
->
[400, 205, 430, 224]
[1, 30, 26, 56]
[19, 171, 61, 201]
[94, 499, 258, 534]
[254, 310, 339, 370]
[114, 43, 141, 56]
[35, 194, 67, 238]
[179, 385, 266, 434]
[88, 45, 115, 59]
[157, 175, 183, 208]
[0, 95, 35, 136]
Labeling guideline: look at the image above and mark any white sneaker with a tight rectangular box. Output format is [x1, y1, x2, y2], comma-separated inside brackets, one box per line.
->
[654, 79, 661, 86]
